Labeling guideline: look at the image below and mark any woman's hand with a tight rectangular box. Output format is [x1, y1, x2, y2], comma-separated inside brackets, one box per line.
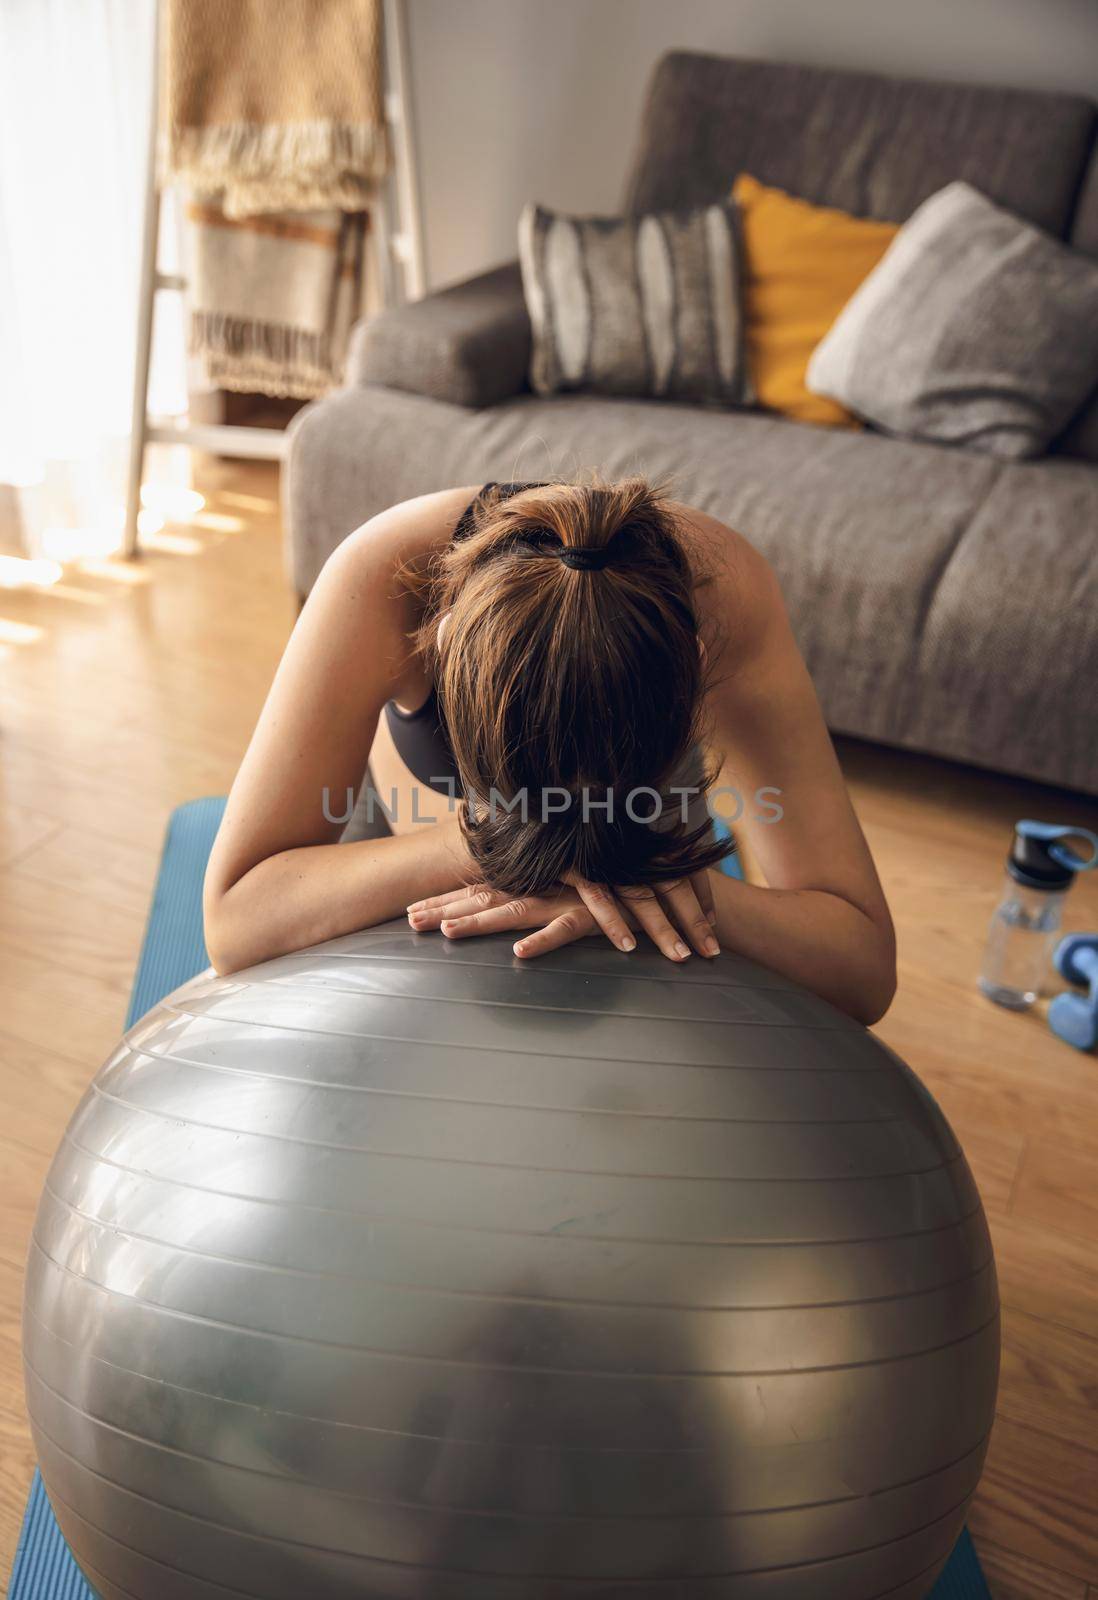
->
[406, 872, 719, 961]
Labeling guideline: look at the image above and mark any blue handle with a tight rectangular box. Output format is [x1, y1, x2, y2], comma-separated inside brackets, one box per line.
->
[1017, 820, 1098, 874]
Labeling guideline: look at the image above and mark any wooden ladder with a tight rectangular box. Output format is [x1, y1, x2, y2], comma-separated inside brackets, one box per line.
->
[123, 0, 425, 557]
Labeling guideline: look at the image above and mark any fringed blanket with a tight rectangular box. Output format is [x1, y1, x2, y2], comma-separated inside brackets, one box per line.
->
[186, 203, 369, 399]
[163, 0, 387, 397]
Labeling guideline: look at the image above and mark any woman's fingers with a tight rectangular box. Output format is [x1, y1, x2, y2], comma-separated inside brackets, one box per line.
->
[573, 879, 636, 953]
[407, 884, 504, 929]
[659, 878, 721, 958]
[513, 906, 598, 958]
[408, 878, 717, 960]
[622, 887, 693, 962]
[435, 895, 554, 939]
[407, 884, 489, 912]
[691, 869, 717, 926]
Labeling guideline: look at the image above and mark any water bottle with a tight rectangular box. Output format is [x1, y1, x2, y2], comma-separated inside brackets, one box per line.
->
[979, 821, 1098, 1009]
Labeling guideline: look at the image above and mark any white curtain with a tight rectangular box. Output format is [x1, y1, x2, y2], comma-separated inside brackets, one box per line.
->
[0, 0, 187, 561]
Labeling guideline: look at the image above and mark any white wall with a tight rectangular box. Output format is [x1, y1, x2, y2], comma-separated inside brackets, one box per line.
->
[405, 0, 1098, 289]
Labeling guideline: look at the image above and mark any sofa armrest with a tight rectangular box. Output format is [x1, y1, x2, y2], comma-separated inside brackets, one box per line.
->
[347, 262, 531, 408]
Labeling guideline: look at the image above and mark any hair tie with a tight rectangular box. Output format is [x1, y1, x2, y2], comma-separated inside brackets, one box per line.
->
[558, 546, 613, 572]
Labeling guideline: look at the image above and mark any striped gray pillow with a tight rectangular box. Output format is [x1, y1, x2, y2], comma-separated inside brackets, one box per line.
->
[518, 201, 751, 406]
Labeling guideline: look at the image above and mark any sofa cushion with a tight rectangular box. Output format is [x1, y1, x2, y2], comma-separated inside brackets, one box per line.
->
[625, 52, 1095, 236]
[346, 263, 531, 407]
[908, 457, 1098, 788]
[1070, 145, 1098, 259]
[1060, 149, 1098, 463]
[517, 199, 751, 404]
[808, 182, 1098, 459]
[732, 173, 898, 427]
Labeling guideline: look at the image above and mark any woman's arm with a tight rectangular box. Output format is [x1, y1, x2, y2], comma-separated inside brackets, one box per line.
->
[698, 518, 896, 1023]
[707, 874, 894, 1025]
[203, 490, 478, 974]
[207, 821, 473, 976]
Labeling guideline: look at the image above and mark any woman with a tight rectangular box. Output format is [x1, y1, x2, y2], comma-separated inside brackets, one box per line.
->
[204, 478, 896, 1023]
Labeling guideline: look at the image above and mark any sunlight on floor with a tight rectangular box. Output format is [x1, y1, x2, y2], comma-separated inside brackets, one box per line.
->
[74, 559, 153, 586]
[37, 508, 164, 564]
[0, 473, 270, 671]
[0, 618, 45, 645]
[192, 511, 247, 533]
[7, 477, 208, 575]
[26, 584, 108, 607]
[220, 490, 278, 514]
[142, 484, 205, 521]
[0, 555, 63, 590]
[138, 528, 206, 556]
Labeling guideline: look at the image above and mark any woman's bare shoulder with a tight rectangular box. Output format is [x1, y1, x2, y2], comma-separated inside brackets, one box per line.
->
[335, 485, 483, 581]
[668, 500, 784, 658]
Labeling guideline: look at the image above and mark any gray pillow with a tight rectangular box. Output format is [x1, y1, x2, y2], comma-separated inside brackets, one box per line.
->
[518, 201, 751, 406]
[806, 181, 1098, 459]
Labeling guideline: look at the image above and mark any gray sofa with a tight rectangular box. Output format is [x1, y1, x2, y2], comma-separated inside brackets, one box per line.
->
[286, 51, 1098, 795]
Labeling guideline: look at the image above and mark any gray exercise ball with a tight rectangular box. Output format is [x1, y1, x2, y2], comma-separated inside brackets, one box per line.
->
[24, 921, 998, 1600]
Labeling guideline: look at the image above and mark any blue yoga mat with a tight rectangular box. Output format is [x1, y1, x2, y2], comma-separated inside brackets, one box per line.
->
[10, 796, 990, 1599]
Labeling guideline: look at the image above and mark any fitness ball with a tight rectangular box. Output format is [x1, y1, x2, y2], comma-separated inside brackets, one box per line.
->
[23, 921, 999, 1598]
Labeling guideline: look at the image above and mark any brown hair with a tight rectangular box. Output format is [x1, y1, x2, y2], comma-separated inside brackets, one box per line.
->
[416, 477, 731, 894]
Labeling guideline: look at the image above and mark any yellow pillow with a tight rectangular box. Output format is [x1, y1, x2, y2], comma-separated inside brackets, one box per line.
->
[732, 173, 899, 427]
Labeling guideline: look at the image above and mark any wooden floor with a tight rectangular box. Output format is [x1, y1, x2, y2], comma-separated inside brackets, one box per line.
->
[2, 460, 1097, 1598]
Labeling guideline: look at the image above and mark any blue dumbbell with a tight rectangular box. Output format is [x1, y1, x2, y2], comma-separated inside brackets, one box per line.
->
[1049, 934, 1098, 1051]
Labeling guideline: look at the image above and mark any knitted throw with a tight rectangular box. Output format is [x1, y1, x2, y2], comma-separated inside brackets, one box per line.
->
[163, 0, 388, 217]
[163, 0, 387, 397]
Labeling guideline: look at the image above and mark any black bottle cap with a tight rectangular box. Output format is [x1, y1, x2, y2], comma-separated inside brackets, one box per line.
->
[1007, 820, 1097, 891]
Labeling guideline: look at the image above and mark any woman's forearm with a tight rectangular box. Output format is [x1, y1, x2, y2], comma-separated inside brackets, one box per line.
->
[709, 871, 896, 1025]
[205, 819, 472, 975]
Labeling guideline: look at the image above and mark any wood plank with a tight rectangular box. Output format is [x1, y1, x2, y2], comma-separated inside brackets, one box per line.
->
[906, 1072, 1098, 1169]
[947, 1119, 1025, 1219]
[976, 1538, 1088, 1599]
[0, 740, 180, 853]
[969, 1415, 1098, 1584]
[0, 943, 127, 1065]
[996, 1308, 1098, 1460]
[0, 1032, 90, 1159]
[0, 869, 143, 993]
[0, 805, 61, 871]
[7, 823, 157, 921]
[1012, 1131, 1098, 1249]
[0, 1137, 52, 1274]
[990, 1213, 1098, 1341]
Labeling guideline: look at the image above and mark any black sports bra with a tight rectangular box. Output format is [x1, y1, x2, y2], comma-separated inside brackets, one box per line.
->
[383, 482, 543, 795]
